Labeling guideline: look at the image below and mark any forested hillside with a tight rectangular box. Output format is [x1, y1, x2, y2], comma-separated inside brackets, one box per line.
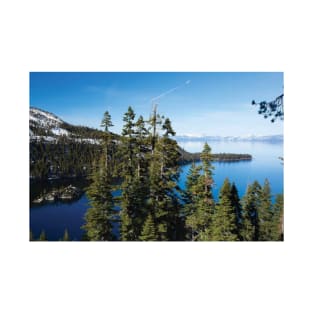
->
[30, 107, 251, 180]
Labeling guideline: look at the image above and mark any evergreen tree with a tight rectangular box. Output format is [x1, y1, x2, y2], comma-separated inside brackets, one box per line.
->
[241, 181, 262, 241]
[184, 143, 215, 241]
[83, 156, 115, 240]
[119, 107, 141, 240]
[139, 214, 157, 241]
[101, 111, 114, 131]
[258, 179, 273, 241]
[184, 162, 202, 240]
[147, 117, 182, 240]
[211, 178, 239, 241]
[148, 104, 162, 155]
[230, 183, 242, 238]
[272, 194, 284, 241]
[196, 143, 215, 240]
[134, 115, 149, 180]
[82, 111, 115, 241]
[38, 230, 47, 241]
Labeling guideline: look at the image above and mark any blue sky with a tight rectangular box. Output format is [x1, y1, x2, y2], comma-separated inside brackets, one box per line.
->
[30, 72, 283, 136]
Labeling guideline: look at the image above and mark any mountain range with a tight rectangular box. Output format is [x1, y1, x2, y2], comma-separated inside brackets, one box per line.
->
[29, 107, 105, 143]
[30, 107, 283, 143]
[174, 134, 283, 142]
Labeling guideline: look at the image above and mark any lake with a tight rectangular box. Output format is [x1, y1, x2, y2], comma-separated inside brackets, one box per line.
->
[30, 140, 283, 241]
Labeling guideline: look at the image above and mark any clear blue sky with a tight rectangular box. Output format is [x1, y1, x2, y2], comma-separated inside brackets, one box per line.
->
[30, 72, 283, 136]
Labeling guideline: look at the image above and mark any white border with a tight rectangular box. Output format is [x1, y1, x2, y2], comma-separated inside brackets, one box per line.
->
[1, 1, 312, 313]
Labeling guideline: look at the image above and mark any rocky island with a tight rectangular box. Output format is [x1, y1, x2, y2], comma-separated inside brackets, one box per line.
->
[32, 185, 83, 204]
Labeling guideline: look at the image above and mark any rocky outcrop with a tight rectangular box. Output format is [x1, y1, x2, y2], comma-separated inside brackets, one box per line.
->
[59, 185, 82, 200]
[32, 185, 83, 204]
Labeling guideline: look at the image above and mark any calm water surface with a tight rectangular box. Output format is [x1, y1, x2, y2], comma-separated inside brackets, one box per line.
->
[30, 141, 283, 241]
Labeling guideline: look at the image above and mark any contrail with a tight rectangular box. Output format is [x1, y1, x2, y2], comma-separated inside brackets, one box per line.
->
[151, 80, 191, 102]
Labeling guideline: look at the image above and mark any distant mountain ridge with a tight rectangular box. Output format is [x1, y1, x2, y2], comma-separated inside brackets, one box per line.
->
[29, 106, 105, 143]
[174, 134, 283, 142]
[29, 107, 254, 180]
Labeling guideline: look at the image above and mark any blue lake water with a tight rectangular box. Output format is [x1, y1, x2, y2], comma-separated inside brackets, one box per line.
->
[30, 140, 283, 241]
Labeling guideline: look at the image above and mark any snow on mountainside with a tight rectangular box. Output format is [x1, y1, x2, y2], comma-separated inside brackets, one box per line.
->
[30, 107, 70, 140]
[30, 107, 64, 127]
[29, 107, 103, 143]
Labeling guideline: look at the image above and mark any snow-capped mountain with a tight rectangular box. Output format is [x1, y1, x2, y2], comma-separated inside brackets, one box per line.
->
[30, 107, 69, 140]
[30, 107, 64, 127]
[174, 134, 283, 142]
[29, 107, 104, 143]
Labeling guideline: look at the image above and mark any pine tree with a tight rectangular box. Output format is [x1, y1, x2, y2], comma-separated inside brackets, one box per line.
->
[83, 156, 115, 240]
[230, 183, 242, 239]
[196, 143, 215, 240]
[147, 116, 182, 241]
[101, 111, 114, 131]
[241, 181, 262, 241]
[82, 111, 115, 241]
[119, 107, 141, 241]
[38, 230, 47, 241]
[139, 214, 157, 241]
[272, 194, 284, 241]
[211, 178, 239, 241]
[184, 162, 202, 240]
[184, 143, 215, 241]
[258, 179, 273, 241]
[133, 115, 150, 229]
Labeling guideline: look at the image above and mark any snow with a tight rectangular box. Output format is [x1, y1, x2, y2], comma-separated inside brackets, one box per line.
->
[30, 107, 63, 123]
[75, 138, 101, 144]
[29, 107, 102, 145]
[51, 127, 69, 136]
[30, 135, 57, 142]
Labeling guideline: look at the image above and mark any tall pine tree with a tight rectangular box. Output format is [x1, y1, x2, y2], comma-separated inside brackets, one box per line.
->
[119, 106, 142, 240]
[211, 178, 239, 241]
[230, 183, 242, 239]
[184, 162, 202, 240]
[241, 181, 262, 241]
[184, 143, 215, 241]
[82, 111, 115, 241]
[197, 143, 215, 240]
[147, 116, 182, 240]
[258, 179, 273, 241]
[272, 194, 284, 241]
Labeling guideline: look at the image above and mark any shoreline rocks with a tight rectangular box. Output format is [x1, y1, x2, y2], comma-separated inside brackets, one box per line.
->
[32, 185, 83, 204]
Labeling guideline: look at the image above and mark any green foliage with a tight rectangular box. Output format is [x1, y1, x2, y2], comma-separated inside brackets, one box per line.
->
[146, 116, 183, 241]
[83, 156, 115, 241]
[185, 143, 215, 241]
[273, 194, 284, 241]
[184, 163, 202, 240]
[119, 107, 144, 240]
[30, 141, 102, 180]
[83, 111, 116, 241]
[32, 106, 283, 242]
[258, 179, 274, 241]
[211, 179, 239, 241]
[139, 214, 157, 241]
[101, 111, 114, 131]
[230, 183, 242, 238]
[241, 181, 262, 241]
